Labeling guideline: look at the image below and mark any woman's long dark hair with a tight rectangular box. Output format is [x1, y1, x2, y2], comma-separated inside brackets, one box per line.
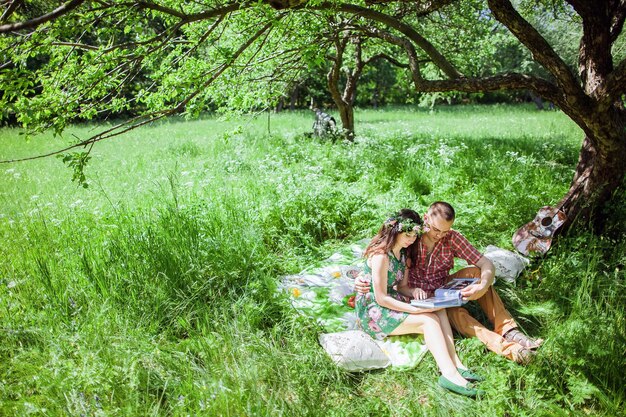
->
[363, 208, 422, 265]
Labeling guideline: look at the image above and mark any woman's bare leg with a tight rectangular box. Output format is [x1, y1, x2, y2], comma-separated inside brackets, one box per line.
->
[390, 313, 469, 386]
[435, 309, 467, 370]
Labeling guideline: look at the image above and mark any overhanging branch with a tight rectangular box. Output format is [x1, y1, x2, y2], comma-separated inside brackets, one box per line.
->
[487, 0, 582, 97]
[365, 53, 408, 68]
[0, 0, 86, 33]
[0, 19, 275, 164]
[413, 74, 561, 100]
[363, 0, 458, 16]
[313, 2, 463, 79]
[133, 1, 241, 24]
[0, 0, 23, 23]
[362, 25, 424, 87]
[363, 24, 562, 105]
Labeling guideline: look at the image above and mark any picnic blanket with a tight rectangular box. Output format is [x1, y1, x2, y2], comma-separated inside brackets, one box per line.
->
[280, 240, 530, 371]
[280, 239, 428, 370]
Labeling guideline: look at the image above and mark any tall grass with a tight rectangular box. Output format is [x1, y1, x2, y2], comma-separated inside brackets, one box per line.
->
[0, 104, 624, 416]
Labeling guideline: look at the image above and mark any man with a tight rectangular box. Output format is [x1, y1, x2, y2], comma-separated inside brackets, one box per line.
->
[356, 201, 542, 363]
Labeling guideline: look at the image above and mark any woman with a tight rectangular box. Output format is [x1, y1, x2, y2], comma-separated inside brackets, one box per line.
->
[355, 209, 483, 397]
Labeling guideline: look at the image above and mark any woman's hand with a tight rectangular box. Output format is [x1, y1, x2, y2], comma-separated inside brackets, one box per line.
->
[354, 276, 370, 294]
[412, 287, 428, 300]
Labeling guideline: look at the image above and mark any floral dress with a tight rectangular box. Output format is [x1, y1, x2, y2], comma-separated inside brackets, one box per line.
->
[355, 250, 410, 340]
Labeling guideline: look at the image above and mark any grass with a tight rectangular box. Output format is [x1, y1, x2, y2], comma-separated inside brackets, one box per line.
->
[0, 104, 624, 416]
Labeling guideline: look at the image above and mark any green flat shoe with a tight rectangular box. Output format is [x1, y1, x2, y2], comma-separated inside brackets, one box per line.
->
[438, 376, 485, 398]
[457, 367, 485, 382]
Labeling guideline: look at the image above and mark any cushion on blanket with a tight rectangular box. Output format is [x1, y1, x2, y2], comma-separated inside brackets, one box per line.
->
[484, 245, 530, 283]
[318, 330, 391, 371]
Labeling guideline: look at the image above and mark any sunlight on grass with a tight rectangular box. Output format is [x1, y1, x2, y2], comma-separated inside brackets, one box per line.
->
[1, 104, 624, 416]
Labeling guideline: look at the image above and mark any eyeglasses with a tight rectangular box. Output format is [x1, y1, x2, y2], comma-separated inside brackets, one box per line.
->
[425, 222, 450, 236]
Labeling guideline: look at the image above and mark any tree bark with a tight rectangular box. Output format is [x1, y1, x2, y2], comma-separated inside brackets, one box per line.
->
[557, 88, 626, 222]
[560, 129, 626, 230]
[336, 101, 355, 140]
[327, 31, 359, 140]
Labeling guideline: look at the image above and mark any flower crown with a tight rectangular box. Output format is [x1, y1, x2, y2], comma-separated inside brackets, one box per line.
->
[384, 215, 424, 234]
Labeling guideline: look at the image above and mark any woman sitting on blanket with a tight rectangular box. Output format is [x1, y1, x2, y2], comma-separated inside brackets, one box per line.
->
[356, 209, 483, 397]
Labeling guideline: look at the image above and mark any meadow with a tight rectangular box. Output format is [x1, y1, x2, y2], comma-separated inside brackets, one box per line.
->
[0, 104, 624, 416]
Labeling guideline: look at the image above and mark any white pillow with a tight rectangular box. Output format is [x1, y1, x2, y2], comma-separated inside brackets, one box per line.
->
[318, 330, 390, 371]
[484, 245, 530, 283]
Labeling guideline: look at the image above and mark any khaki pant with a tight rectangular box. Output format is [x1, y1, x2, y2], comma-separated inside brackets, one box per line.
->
[446, 267, 524, 361]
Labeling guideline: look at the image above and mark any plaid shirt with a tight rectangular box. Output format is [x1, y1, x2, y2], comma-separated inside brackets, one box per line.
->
[408, 230, 483, 294]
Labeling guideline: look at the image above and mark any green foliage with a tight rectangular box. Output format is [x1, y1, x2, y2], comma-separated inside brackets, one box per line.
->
[0, 0, 581, 142]
[0, 105, 624, 415]
[58, 151, 91, 188]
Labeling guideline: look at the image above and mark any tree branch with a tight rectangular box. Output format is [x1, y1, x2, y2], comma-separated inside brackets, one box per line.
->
[313, 2, 463, 79]
[134, 1, 242, 23]
[412, 74, 561, 99]
[363, 24, 563, 106]
[55, 2, 237, 56]
[364, 52, 409, 69]
[0, 0, 86, 33]
[364, 26, 427, 91]
[0, 1, 243, 34]
[487, 0, 583, 97]
[49, 18, 180, 54]
[599, 57, 626, 105]
[133, 0, 186, 19]
[363, 0, 458, 16]
[0, 0, 23, 23]
[609, 0, 626, 43]
[327, 29, 346, 107]
[49, 41, 100, 51]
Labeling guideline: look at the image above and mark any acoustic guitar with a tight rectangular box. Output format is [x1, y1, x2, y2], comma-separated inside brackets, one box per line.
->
[512, 206, 567, 256]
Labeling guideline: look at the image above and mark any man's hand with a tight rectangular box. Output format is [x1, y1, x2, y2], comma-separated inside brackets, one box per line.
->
[412, 287, 428, 300]
[354, 276, 370, 294]
[461, 256, 495, 301]
[460, 281, 489, 301]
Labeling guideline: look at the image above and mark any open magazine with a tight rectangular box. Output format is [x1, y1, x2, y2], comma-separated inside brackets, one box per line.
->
[410, 278, 479, 308]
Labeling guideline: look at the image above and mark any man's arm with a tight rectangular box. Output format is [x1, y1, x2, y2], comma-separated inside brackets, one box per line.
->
[460, 256, 495, 301]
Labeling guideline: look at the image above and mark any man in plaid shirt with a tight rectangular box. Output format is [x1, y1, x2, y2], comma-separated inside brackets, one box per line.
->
[357, 202, 542, 363]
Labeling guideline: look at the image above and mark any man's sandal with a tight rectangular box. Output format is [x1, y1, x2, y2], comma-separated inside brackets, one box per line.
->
[503, 329, 543, 350]
[512, 346, 536, 365]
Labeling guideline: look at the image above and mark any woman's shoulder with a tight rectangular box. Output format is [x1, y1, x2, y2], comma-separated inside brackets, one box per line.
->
[368, 251, 390, 265]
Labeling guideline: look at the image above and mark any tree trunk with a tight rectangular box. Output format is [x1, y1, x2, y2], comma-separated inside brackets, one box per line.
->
[275, 97, 284, 113]
[337, 102, 355, 141]
[289, 86, 298, 111]
[558, 116, 626, 230]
